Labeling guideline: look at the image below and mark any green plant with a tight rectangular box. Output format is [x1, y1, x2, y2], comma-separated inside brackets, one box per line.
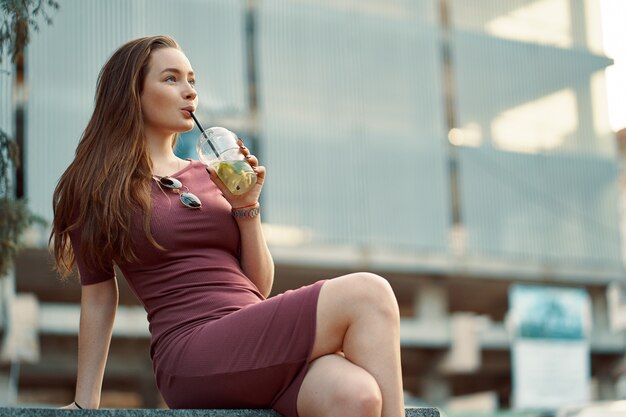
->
[0, 0, 59, 62]
[0, 0, 58, 276]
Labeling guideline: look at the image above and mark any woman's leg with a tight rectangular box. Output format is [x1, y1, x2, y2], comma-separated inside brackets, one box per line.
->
[298, 354, 382, 417]
[297, 273, 404, 417]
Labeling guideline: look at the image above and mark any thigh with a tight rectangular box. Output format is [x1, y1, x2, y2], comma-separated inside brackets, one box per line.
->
[297, 354, 382, 417]
[310, 272, 395, 360]
[157, 281, 325, 376]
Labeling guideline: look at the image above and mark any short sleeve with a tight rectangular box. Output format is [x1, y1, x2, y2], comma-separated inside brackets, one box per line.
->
[69, 228, 115, 286]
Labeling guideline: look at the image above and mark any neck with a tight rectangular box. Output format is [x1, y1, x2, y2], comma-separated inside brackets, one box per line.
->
[144, 126, 185, 177]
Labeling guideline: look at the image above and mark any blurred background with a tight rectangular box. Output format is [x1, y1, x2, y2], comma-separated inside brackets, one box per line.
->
[1, 0, 625, 416]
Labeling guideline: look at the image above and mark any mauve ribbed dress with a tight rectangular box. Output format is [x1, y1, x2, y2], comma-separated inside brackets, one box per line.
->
[71, 159, 326, 417]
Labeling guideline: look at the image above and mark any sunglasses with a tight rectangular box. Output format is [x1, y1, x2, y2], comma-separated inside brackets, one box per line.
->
[155, 176, 202, 209]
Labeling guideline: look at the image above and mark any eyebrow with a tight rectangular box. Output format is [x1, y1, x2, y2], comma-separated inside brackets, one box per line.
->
[160, 68, 195, 76]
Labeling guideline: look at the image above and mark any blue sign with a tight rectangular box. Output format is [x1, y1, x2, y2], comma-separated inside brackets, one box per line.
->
[509, 284, 590, 340]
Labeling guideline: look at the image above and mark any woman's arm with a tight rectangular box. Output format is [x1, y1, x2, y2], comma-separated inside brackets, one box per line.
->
[205, 138, 274, 297]
[73, 277, 119, 409]
[236, 214, 274, 297]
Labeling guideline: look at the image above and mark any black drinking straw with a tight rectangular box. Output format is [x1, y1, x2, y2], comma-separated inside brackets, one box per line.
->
[190, 111, 218, 157]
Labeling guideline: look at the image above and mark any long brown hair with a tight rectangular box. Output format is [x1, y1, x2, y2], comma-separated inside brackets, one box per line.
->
[50, 35, 180, 277]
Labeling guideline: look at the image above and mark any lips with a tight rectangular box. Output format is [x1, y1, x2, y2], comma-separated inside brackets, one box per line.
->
[181, 106, 196, 114]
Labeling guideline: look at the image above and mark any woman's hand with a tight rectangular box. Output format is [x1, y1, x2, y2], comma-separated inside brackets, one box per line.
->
[206, 138, 266, 209]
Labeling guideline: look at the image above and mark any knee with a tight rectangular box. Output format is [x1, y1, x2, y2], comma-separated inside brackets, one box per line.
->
[348, 272, 400, 321]
[333, 378, 382, 417]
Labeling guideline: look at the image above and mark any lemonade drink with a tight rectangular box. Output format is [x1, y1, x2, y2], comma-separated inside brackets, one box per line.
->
[211, 160, 257, 195]
[196, 126, 258, 195]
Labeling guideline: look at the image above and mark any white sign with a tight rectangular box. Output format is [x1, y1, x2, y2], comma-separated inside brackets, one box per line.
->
[509, 285, 591, 410]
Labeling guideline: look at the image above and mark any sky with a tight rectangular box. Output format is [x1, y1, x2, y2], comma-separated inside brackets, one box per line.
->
[601, 0, 626, 132]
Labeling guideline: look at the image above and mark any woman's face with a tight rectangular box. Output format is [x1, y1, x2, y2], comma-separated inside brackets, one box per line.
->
[140, 47, 198, 136]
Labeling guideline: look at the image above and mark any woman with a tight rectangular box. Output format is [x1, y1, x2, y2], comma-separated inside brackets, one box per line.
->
[51, 35, 404, 417]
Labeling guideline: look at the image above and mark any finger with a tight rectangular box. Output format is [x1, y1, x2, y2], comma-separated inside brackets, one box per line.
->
[244, 154, 258, 167]
[239, 145, 250, 157]
[253, 165, 266, 184]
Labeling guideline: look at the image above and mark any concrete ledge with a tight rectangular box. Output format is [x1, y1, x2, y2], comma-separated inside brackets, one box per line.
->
[1, 408, 440, 417]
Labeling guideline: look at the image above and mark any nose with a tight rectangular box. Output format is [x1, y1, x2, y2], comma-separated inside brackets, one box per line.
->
[185, 87, 197, 101]
[183, 82, 197, 101]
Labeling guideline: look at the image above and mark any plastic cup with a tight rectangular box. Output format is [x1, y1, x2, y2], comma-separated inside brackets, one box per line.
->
[197, 127, 257, 195]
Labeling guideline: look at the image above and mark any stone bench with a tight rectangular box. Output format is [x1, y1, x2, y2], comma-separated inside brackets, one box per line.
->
[1, 408, 440, 416]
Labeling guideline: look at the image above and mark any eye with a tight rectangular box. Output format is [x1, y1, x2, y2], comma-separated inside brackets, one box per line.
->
[164, 75, 176, 84]
[189, 79, 196, 88]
